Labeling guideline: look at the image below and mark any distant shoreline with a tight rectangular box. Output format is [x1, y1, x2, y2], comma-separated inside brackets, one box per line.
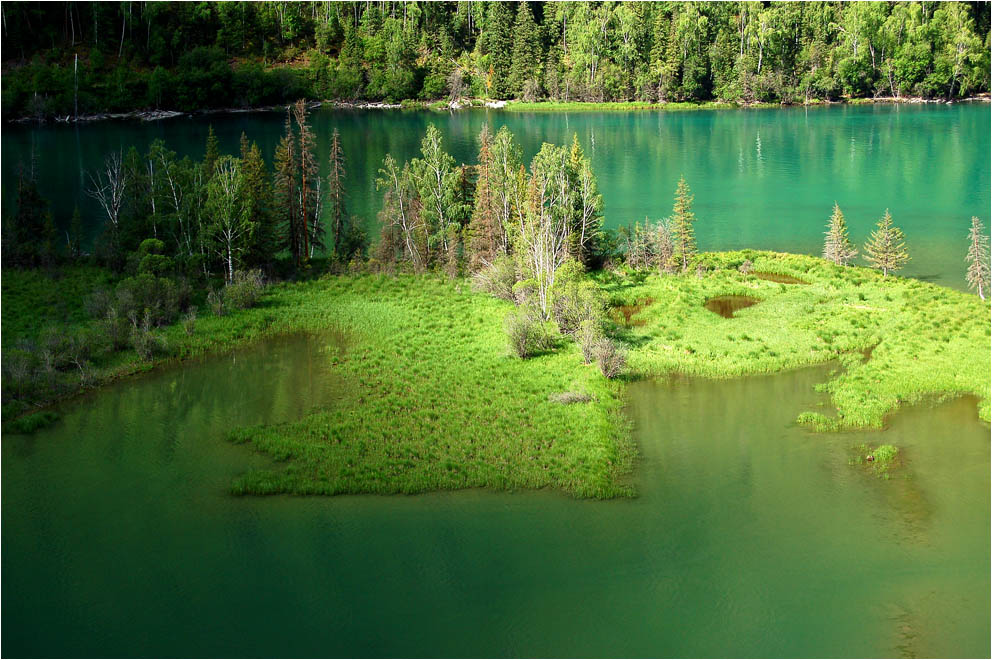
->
[6, 93, 989, 125]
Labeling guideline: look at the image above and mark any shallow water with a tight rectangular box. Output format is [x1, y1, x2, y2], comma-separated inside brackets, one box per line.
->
[705, 294, 761, 318]
[3, 103, 989, 288]
[2, 333, 988, 657]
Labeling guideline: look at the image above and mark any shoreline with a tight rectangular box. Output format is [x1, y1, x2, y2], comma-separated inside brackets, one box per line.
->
[7, 93, 989, 125]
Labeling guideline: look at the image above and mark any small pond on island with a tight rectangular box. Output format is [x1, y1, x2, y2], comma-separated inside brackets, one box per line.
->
[2, 332, 989, 658]
[705, 294, 761, 318]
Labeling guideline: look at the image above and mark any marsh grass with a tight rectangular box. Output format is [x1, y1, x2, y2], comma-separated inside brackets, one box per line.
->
[602, 250, 991, 430]
[226, 274, 635, 498]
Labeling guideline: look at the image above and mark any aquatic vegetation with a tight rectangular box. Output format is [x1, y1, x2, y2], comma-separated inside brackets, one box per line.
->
[850, 443, 900, 478]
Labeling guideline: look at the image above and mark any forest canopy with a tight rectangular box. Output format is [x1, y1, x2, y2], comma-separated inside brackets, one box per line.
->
[3, 1, 990, 118]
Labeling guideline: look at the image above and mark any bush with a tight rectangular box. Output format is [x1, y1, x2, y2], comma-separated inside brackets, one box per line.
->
[551, 280, 604, 336]
[222, 269, 266, 311]
[505, 307, 557, 359]
[208, 289, 226, 316]
[181, 308, 197, 336]
[472, 255, 516, 301]
[595, 338, 627, 379]
[578, 319, 603, 364]
[130, 310, 167, 361]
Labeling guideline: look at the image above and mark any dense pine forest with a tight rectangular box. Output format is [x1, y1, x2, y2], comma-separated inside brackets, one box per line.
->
[3, 1, 990, 118]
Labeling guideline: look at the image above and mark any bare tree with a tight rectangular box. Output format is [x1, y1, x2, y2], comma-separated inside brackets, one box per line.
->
[966, 216, 990, 300]
[85, 149, 129, 250]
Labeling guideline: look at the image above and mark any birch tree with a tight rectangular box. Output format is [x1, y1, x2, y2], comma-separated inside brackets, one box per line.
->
[206, 156, 252, 283]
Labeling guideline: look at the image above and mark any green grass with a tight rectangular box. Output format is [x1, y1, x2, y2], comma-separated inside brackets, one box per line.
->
[224, 274, 634, 498]
[1, 265, 113, 348]
[601, 250, 990, 430]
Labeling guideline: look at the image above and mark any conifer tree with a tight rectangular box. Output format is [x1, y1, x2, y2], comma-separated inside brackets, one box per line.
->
[203, 125, 220, 178]
[468, 126, 500, 271]
[509, 1, 541, 98]
[822, 202, 858, 266]
[670, 176, 697, 272]
[273, 112, 299, 266]
[292, 100, 319, 263]
[965, 216, 990, 300]
[864, 209, 909, 277]
[239, 133, 275, 270]
[482, 1, 513, 98]
[327, 127, 348, 259]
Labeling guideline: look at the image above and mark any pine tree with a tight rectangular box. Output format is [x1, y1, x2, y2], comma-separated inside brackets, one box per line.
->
[468, 126, 500, 271]
[965, 216, 990, 300]
[239, 133, 275, 270]
[203, 125, 220, 178]
[273, 111, 301, 266]
[864, 209, 909, 277]
[292, 100, 319, 263]
[670, 176, 697, 272]
[509, 1, 541, 98]
[822, 202, 858, 266]
[482, 1, 513, 98]
[327, 127, 348, 259]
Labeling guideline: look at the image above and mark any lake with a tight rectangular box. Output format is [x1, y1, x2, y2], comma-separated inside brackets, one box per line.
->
[2, 103, 989, 288]
[2, 332, 989, 657]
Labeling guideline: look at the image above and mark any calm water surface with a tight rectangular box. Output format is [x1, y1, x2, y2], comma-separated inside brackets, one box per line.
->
[3, 333, 988, 657]
[3, 103, 989, 288]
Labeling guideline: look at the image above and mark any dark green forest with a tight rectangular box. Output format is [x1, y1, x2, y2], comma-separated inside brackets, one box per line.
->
[3, 1, 990, 118]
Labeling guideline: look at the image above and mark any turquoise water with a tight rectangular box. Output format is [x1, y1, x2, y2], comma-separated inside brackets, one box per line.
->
[2, 334, 989, 657]
[2, 103, 989, 287]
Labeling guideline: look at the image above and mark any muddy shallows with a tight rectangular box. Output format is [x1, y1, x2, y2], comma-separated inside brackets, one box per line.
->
[704, 295, 760, 318]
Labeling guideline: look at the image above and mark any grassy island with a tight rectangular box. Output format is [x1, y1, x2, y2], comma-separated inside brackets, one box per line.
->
[3, 249, 989, 497]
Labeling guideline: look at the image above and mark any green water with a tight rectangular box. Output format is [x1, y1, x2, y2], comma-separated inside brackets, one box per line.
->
[3, 333, 989, 657]
[3, 103, 989, 288]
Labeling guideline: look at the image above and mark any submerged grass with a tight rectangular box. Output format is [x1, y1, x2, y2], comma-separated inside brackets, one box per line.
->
[601, 250, 990, 430]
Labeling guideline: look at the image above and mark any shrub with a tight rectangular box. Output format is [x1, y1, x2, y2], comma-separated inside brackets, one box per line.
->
[130, 310, 167, 361]
[551, 280, 604, 336]
[505, 307, 556, 358]
[578, 319, 602, 364]
[181, 308, 197, 336]
[595, 338, 627, 379]
[472, 255, 516, 301]
[739, 259, 753, 275]
[207, 289, 226, 316]
[222, 269, 266, 310]
[506, 308, 539, 358]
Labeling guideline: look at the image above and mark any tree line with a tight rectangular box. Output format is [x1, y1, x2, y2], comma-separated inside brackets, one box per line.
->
[4, 1, 990, 118]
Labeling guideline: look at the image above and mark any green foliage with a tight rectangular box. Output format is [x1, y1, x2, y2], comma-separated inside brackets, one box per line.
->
[8, 1, 983, 117]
